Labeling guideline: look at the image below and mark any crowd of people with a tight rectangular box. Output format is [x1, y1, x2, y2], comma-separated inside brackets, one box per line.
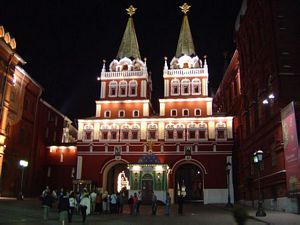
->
[40, 186, 178, 224]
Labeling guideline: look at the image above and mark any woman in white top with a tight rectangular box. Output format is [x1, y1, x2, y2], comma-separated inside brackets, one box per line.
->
[80, 193, 91, 222]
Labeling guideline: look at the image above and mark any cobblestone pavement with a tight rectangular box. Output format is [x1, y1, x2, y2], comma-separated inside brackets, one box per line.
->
[0, 197, 295, 225]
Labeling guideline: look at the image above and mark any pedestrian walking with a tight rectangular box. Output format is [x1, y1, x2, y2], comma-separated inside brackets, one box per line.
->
[41, 189, 54, 220]
[110, 193, 117, 214]
[95, 192, 102, 214]
[133, 192, 139, 215]
[165, 192, 171, 216]
[128, 194, 133, 215]
[90, 189, 97, 214]
[80, 193, 91, 223]
[68, 191, 76, 223]
[137, 191, 142, 214]
[151, 191, 157, 215]
[58, 191, 70, 224]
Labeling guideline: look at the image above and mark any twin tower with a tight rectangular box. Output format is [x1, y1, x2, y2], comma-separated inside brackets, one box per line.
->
[96, 3, 210, 120]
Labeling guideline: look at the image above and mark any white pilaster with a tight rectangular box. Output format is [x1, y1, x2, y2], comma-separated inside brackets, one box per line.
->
[101, 82, 106, 98]
[76, 156, 83, 179]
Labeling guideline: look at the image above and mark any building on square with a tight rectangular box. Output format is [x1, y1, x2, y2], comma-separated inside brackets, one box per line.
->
[76, 4, 234, 204]
[215, 0, 300, 213]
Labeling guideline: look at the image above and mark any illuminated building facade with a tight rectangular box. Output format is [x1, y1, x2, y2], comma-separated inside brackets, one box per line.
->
[215, 0, 300, 213]
[76, 4, 234, 203]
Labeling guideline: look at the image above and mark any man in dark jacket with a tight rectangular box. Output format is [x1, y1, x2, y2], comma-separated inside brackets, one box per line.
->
[42, 190, 54, 220]
[58, 191, 70, 223]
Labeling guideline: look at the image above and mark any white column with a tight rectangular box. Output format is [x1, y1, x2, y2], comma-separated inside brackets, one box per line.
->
[164, 80, 169, 97]
[76, 156, 83, 179]
[101, 82, 106, 98]
[160, 102, 165, 116]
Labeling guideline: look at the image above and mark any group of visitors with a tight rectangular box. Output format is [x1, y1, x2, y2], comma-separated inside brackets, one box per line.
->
[40, 186, 181, 223]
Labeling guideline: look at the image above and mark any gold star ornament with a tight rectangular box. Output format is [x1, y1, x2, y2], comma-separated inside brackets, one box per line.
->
[180, 3, 191, 14]
[126, 5, 137, 16]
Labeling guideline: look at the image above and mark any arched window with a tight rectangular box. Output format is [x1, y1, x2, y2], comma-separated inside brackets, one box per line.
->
[194, 108, 201, 116]
[181, 79, 190, 95]
[171, 79, 180, 95]
[118, 110, 125, 118]
[165, 124, 175, 140]
[216, 122, 226, 140]
[192, 79, 201, 95]
[122, 64, 128, 71]
[147, 124, 157, 140]
[183, 62, 189, 68]
[133, 110, 139, 117]
[187, 123, 197, 140]
[119, 81, 127, 97]
[175, 123, 185, 140]
[131, 124, 140, 140]
[199, 122, 208, 140]
[129, 80, 138, 96]
[110, 124, 119, 140]
[100, 124, 109, 140]
[83, 125, 93, 141]
[170, 109, 177, 117]
[121, 124, 130, 140]
[109, 81, 118, 97]
[182, 109, 189, 116]
[104, 110, 111, 118]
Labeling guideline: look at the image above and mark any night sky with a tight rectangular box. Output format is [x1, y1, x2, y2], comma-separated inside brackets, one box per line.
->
[0, 0, 242, 122]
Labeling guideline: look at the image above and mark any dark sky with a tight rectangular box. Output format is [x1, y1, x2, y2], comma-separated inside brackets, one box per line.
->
[0, 0, 242, 122]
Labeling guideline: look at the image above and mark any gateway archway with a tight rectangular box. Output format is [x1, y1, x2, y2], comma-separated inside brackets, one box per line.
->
[175, 163, 204, 202]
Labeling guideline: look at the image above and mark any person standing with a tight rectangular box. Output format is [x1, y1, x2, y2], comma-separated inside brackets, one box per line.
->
[137, 191, 142, 214]
[41, 189, 53, 220]
[68, 191, 76, 223]
[133, 193, 138, 215]
[165, 192, 171, 216]
[80, 193, 91, 223]
[58, 191, 70, 224]
[110, 193, 117, 214]
[151, 191, 157, 215]
[95, 192, 102, 214]
[90, 189, 97, 214]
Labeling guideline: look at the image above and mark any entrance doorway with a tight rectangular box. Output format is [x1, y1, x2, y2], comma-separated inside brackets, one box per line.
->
[107, 164, 129, 194]
[175, 164, 203, 202]
[141, 174, 153, 204]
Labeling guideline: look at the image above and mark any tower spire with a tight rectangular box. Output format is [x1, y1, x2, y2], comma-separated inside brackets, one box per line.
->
[175, 3, 196, 57]
[116, 5, 141, 59]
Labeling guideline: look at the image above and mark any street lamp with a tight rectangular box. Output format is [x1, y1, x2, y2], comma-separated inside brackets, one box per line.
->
[226, 162, 233, 207]
[253, 150, 266, 217]
[18, 160, 28, 200]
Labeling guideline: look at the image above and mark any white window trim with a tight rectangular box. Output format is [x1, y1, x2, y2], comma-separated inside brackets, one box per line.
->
[128, 80, 138, 97]
[131, 129, 140, 141]
[181, 79, 190, 95]
[109, 130, 119, 142]
[192, 79, 201, 95]
[119, 81, 127, 97]
[187, 128, 197, 140]
[132, 110, 139, 117]
[109, 81, 118, 97]
[170, 109, 177, 117]
[171, 79, 180, 96]
[104, 110, 111, 118]
[216, 127, 227, 141]
[118, 110, 125, 118]
[83, 129, 93, 142]
[175, 129, 185, 141]
[182, 108, 189, 117]
[120, 129, 130, 141]
[194, 108, 201, 116]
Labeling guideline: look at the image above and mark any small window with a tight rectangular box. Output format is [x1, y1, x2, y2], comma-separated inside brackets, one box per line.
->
[132, 131, 138, 140]
[119, 81, 127, 97]
[217, 130, 225, 139]
[119, 110, 125, 118]
[199, 130, 206, 139]
[122, 131, 129, 140]
[189, 130, 196, 139]
[85, 130, 92, 140]
[167, 130, 174, 139]
[133, 110, 139, 117]
[148, 131, 156, 140]
[171, 80, 180, 95]
[181, 79, 190, 95]
[171, 109, 177, 117]
[183, 109, 189, 116]
[102, 132, 108, 140]
[104, 110, 111, 118]
[177, 130, 184, 139]
[195, 109, 201, 116]
[129, 80, 137, 96]
[111, 131, 117, 140]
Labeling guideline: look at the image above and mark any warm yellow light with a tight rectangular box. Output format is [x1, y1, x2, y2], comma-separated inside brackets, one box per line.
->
[132, 165, 141, 171]
[155, 165, 163, 172]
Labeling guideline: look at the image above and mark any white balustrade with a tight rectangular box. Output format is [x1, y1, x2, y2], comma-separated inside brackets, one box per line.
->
[101, 71, 145, 78]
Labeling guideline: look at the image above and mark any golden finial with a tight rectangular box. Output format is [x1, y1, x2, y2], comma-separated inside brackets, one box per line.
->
[126, 5, 137, 16]
[180, 3, 191, 14]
